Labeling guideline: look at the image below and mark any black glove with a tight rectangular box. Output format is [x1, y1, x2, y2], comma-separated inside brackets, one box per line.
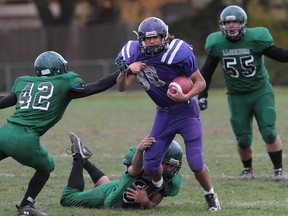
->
[198, 98, 208, 111]
[115, 56, 129, 72]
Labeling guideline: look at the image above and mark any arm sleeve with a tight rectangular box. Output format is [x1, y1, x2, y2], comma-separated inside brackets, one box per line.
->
[263, 45, 288, 62]
[67, 70, 120, 99]
[198, 55, 219, 99]
[0, 93, 17, 109]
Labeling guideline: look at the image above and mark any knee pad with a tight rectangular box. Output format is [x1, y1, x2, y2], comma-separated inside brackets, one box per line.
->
[260, 127, 277, 144]
[237, 134, 252, 149]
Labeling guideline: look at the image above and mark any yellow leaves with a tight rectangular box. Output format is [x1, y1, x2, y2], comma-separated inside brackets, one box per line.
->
[118, 0, 187, 28]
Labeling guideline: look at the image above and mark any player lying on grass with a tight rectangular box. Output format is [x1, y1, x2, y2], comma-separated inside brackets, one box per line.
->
[0, 51, 120, 216]
[60, 132, 182, 209]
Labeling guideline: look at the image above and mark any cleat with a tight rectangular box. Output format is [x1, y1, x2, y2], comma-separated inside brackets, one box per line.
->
[274, 168, 288, 181]
[205, 193, 221, 212]
[17, 204, 47, 216]
[240, 168, 254, 179]
[69, 132, 92, 159]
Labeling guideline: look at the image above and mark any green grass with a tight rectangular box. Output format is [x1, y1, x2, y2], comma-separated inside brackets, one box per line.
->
[0, 88, 288, 216]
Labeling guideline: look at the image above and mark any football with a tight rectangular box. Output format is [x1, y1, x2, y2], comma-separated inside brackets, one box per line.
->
[168, 76, 193, 94]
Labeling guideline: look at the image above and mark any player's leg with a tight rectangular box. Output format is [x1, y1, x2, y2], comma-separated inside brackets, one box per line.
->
[62, 132, 127, 208]
[254, 91, 287, 181]
[144, 109, 172, 189]
[83, 160, 110, 185]
[0, 127, 9, 161]
[60, 152, 111, 208]
[181, 113, 221, 212]
[60, 134, 89, 207]
[9, 125, 53, 216]
[68, 132, 110, 185]
[228, 94, 254, 179]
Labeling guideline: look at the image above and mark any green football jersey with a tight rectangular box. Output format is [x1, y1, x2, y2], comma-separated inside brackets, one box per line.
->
[8, 72, 84, 135]
[205, 27, 273, 94]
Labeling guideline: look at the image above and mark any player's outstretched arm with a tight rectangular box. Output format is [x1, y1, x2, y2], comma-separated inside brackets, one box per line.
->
[68, 70, 120, 99]
[0, 93, 17, 109]
[116, 59, 146, 92]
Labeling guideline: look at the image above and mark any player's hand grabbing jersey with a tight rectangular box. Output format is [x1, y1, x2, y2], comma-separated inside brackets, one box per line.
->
[118, 39, 199, 107]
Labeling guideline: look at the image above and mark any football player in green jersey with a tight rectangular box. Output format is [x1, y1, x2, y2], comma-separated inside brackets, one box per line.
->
[60, 133, 182, 209]
[198, 5, 288, 181]
[0, 51, 120, 216]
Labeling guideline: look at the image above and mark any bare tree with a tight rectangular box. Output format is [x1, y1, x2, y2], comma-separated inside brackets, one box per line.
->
[34, 0, 76, 25]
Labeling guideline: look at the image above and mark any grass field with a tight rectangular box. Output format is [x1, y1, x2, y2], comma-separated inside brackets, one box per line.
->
[0, 88, 287, 216]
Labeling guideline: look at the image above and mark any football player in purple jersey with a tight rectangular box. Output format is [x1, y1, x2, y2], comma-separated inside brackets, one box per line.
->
[115, 17, 221, 212]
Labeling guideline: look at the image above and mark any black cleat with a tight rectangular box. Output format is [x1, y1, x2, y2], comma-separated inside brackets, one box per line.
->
[69, 132, 92, 159]
[205, 193, 221, 212]
[17, 204, 47, 216]
[274, 168, 288, 181]
[240, 167, 254, 180]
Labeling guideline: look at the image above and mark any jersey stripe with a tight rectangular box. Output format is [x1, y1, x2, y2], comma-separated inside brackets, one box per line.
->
[168, 40, 184, 64]
[161, 39, 184, 65]
[121, 40, 133, 59]
[161, 39, 177, 62]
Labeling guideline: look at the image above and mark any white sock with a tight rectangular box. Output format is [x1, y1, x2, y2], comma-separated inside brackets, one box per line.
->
[204, 187, 215, 195]
[152, 177, 163, 188]
[27, 196, 34, 203]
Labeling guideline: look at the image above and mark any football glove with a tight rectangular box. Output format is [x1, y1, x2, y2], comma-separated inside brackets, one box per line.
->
[198, 98, 208, 111]
[115, 56, 129, 73]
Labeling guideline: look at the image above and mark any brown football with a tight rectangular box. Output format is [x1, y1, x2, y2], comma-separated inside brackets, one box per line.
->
[168, 76, 193, 94]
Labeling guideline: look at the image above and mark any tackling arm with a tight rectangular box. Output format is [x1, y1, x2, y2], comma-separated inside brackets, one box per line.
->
[67, 70, 120, 99]
[115, 57, 147, 91]
[128, 148, 144, 176]
[128, 136, 156, 176]
[116, 71, 135, 92]
[0, 93, 17, 109]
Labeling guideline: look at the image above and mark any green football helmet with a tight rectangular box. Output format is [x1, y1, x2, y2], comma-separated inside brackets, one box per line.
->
[163, 140, 182, 181]
[219, 5, 247, 41]
[34, 51, 68, 76]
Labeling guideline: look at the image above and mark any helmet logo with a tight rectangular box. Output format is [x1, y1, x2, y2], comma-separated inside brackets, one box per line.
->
[169, 158, 180, 166]
[225, 15, 236, 21]
[41, 69, 51, 76]
[145, 30, 158, 38]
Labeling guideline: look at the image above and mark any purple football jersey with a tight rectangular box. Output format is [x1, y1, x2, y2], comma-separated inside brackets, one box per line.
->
[118, 39, 199, 107]
[118, 38, 204, 176]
